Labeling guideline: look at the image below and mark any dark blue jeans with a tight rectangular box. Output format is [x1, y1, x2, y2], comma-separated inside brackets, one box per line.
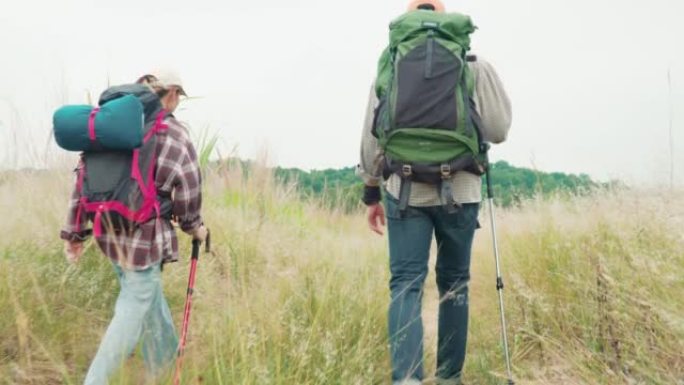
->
[385, 195, 479, 383]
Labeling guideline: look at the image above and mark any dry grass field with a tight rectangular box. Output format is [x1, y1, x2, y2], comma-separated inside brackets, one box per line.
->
[0, 164, 682, 384]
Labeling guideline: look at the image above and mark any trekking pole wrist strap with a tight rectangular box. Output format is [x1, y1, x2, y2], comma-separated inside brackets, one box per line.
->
[362, 185, 382, 206]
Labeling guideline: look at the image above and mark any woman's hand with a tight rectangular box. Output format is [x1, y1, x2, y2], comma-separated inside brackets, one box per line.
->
[64, 241, 84, 264]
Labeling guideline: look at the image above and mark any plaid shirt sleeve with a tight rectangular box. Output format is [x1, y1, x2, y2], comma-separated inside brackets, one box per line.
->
[156, 117, 203, 234]
[60, 160, 92, 242]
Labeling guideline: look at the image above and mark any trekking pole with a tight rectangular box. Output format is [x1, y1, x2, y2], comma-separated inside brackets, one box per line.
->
[173, 230, 210, 385]
[483, 145, 515, 385]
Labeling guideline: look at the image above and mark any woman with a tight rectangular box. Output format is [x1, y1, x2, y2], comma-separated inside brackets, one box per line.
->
[61, 70, 207, 384]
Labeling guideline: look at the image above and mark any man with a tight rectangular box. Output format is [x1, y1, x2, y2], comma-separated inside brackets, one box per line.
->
[60, 70, 207, 385]
[357, 1, 512, 384]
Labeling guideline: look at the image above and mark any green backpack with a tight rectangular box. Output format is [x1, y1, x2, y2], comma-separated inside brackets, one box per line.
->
[372, 10, 487, 212]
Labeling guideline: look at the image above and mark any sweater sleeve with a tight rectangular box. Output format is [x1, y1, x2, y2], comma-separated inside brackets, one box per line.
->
[470, 57, 512, 144]
[356, 85, 384, 187]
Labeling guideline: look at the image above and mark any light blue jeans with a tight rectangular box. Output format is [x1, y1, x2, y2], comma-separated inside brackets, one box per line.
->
[84, 262, 178, 385]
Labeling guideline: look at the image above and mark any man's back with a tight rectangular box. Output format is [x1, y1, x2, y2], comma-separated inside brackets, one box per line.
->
[358, 56, 512, 206]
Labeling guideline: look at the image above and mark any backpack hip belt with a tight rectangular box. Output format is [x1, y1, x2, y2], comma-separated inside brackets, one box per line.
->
[385, 154, 483, 214]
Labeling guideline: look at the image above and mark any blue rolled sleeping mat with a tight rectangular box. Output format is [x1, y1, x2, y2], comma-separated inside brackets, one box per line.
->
[53, 94, 144, 152]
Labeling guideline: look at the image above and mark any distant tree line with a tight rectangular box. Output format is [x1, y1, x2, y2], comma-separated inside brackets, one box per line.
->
[274, 161, 614, 211]
[483, 161, 605, 206]
[274, 166, 363, 212]
[205, 159, 613, 211]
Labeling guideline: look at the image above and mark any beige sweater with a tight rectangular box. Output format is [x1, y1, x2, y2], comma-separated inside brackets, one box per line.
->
[356, 56, 512, 206]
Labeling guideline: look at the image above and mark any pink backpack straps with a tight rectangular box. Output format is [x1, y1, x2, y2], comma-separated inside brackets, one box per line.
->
[86, 110, 170, 238]
[132, 110, 168, 198]
[93, 208, 103, 238]
[88, 107, 101, 142]
[145, 109, 169, 142]
[129, 109, 170, 225]
[147, 110, 169, 219]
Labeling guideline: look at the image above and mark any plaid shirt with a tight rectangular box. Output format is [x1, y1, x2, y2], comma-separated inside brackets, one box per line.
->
[60, 115, 203, 270]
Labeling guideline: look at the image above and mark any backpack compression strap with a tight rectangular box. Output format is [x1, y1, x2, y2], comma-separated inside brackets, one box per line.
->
[88, 107, 101, 142]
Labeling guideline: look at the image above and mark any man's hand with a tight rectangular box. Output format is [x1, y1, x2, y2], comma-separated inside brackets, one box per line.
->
[367, 203, 386, 236]
[191, 225, 208, 242]
[64, 241, 84, 264]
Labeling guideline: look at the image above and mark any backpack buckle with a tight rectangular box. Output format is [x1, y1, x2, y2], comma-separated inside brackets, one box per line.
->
[440, 164, 451, 179]
[402, 165, 413, 177]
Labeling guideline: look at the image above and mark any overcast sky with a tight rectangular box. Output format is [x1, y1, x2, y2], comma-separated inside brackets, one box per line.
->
[0, 0, 682, 185]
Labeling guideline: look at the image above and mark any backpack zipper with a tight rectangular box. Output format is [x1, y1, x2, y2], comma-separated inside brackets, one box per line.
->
[425, 29, 435, 78]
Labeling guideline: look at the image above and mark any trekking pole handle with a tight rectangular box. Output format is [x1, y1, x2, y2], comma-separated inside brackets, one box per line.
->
[486, 167, 494, 200]
[481, 142, 494, 200]
[191, 228, 211, 260]
[191, 239, 201, 261]
[205, 229, 211, 253]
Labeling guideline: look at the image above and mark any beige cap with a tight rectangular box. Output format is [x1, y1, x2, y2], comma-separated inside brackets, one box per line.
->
[143, 69, 187, 96]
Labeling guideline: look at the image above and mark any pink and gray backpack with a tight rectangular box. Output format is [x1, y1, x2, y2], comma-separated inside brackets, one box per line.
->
[54, 84, 173, 236]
